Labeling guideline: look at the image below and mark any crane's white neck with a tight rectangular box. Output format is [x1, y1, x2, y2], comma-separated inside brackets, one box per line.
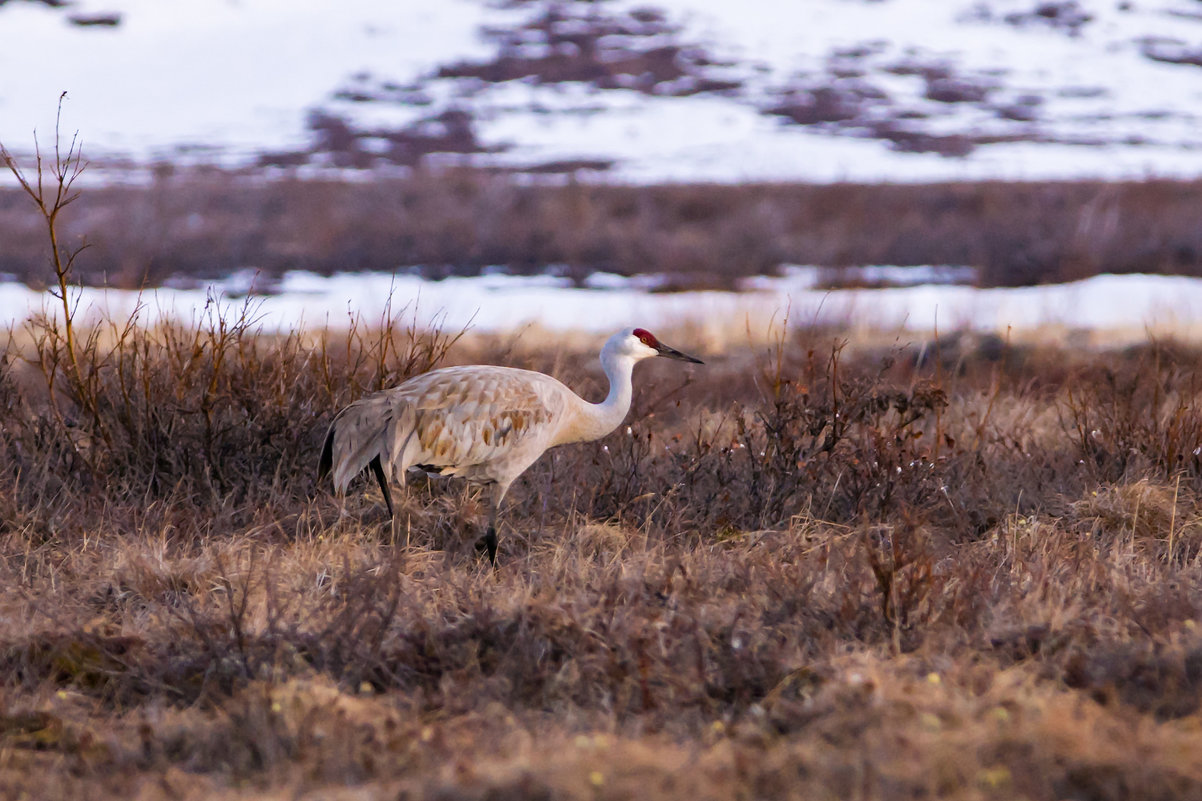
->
[573, 348, 639, 443]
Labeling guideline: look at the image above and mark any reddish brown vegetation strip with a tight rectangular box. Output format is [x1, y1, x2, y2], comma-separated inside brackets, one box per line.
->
[2, 307, 1202, 797]
[4, 172, 1202, 288]
[438, 4, 732, 96]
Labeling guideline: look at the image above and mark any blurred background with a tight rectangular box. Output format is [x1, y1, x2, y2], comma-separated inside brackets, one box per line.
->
[4, 0, 1202, 337]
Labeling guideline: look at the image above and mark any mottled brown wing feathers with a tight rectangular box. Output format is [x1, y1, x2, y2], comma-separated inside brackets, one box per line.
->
[399, 368, 562, 474]
[319, 366, 570, 495]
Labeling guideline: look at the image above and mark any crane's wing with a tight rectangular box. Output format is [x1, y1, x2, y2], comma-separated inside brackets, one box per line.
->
[319, 366, 570, 497]
[394, 366, 568, 480]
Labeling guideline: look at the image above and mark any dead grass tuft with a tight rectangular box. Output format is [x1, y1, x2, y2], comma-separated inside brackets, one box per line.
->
[1071, 479, 1202, 561]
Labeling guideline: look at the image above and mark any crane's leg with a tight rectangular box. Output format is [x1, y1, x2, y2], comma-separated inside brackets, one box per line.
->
[475, 483, 507, 565]
[368, 455, 395, 519]
[479, 503, 499, 565]
[367, 455, 400, 545]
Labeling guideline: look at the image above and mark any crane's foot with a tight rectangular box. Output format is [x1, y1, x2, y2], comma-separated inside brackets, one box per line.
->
[474, 525, 498, 565]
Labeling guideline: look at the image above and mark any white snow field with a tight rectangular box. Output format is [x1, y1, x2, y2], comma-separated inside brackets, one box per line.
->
[2, 270, 1200, 341]
[3, 0, 1202, 182]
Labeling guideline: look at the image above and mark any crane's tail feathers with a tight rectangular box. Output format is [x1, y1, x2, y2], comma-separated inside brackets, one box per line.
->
[317, 425, 336, 482]
[319, 396, 422, 517]
[319, 395, 396, 493]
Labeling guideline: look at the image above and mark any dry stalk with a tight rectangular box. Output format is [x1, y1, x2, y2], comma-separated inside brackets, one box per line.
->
[1, 93, 89, 398]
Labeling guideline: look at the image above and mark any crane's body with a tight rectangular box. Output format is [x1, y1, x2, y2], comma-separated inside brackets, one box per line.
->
[318, 328, 702, 562]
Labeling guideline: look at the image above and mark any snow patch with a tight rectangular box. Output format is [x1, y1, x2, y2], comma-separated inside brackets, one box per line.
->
[2, 271, 1198, 338]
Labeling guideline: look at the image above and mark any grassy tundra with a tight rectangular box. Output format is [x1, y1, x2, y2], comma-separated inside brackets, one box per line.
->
[1, 307, 1201, 800]
[2, 128, 1201, 799]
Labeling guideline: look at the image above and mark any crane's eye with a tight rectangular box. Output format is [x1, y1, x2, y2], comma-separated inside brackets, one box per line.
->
[632, 328, 658, 348]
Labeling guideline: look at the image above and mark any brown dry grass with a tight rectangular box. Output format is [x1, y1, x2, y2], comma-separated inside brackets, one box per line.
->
[2, 305, 1202, 799]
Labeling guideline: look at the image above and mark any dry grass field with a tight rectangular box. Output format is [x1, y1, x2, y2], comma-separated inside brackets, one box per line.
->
[2, 134, 1201, 798]
[2, 304, 1202, 800]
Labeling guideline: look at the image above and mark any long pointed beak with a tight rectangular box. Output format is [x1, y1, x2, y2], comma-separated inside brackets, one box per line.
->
[655, 341, 704, 364]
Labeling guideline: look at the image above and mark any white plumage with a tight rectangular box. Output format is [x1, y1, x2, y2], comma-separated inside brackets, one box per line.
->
[318, 327, 702, 562]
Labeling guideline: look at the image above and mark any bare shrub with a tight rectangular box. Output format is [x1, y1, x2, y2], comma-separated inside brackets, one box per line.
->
[1064, 340, 1202, 491]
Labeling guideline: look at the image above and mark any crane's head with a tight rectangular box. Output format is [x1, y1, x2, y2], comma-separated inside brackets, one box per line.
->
[607, 327, 704, 364]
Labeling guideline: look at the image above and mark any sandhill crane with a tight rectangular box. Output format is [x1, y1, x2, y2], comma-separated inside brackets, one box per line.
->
[318, 328, 703, 563]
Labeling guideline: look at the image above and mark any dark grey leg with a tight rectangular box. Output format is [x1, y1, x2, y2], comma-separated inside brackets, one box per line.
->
[472, 484, 506, 565]
[368, 455, 394, 518]
[482, 525, 498, 564]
